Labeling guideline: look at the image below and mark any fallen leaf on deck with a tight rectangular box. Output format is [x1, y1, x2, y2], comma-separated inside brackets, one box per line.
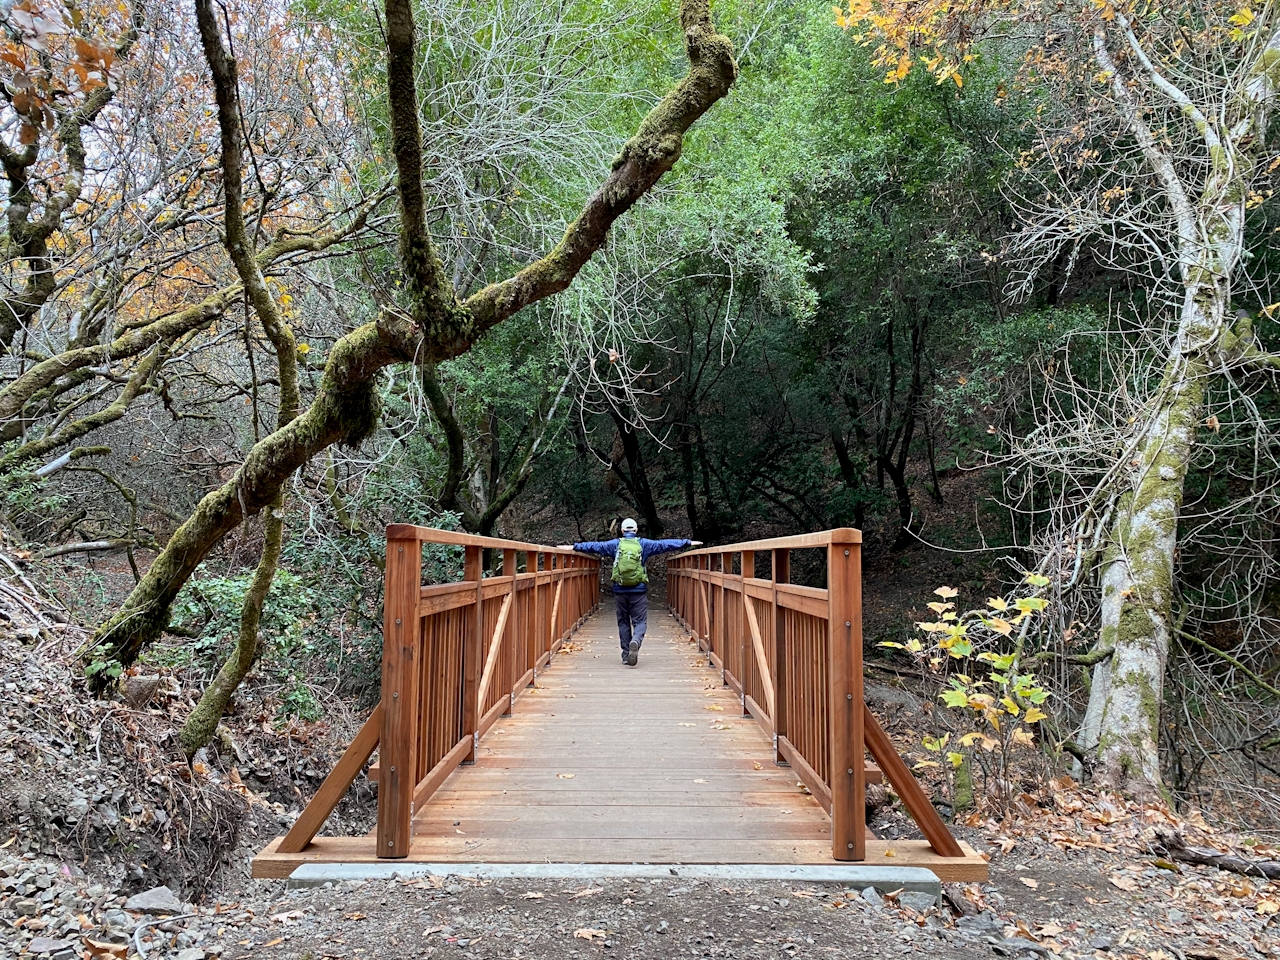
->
[693, 778, 708, 783]
[557, 773, 575, 779]
[753, 762, 762, 770]
[704, 704, 724, 711]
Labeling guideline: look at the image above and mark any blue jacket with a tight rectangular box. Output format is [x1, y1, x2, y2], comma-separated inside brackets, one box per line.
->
[572, 533, 692, 593]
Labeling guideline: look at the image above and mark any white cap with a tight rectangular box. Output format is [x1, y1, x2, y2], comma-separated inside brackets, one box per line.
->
[621, 518, 638, 533]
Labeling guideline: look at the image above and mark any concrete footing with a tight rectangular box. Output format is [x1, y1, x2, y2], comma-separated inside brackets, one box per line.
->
[285, 861, 941, 897]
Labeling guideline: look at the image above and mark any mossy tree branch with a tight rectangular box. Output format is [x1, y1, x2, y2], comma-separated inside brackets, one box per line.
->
[180, 0, 303, 754]
[87, 0, 736, 681]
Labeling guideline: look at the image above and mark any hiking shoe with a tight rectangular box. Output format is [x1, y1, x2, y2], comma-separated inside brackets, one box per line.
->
[627, 640, 639, 666]
[621, 648, 629, 664]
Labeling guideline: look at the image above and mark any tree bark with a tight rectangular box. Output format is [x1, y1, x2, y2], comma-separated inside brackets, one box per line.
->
[1078, 353, 1204, 790]
[178, 501, 284, 757]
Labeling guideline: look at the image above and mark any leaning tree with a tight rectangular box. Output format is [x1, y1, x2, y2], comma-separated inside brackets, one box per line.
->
[81, 0, 737, 687]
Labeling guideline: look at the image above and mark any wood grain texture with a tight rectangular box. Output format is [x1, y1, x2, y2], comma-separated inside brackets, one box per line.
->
[255, 571, 983, 878]
[827, 539, 865, 861]
[863, 704, 964, 857]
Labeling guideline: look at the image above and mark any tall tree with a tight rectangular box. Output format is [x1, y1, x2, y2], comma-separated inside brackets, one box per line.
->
[839, 0, 1280, 789]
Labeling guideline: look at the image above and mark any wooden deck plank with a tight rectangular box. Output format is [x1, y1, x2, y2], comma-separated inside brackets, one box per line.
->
[254, 601, 987, 880]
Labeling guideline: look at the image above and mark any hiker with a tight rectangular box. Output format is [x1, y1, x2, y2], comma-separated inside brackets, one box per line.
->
[562, 519, 701, 666]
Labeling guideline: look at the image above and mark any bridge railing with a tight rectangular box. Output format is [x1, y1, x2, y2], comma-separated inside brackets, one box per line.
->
[275, 525, 600, 860]
[667, 529, 965, 862]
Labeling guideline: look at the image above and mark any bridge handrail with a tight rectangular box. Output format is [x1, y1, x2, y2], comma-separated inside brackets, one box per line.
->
[667, 529, 964, 862]
[276, 526, 601, 859]
[674, 528, 861, 556]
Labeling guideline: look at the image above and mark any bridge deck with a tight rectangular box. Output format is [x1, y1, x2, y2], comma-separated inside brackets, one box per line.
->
[255, 602, 987, 878]
[408, 601, 834, 863]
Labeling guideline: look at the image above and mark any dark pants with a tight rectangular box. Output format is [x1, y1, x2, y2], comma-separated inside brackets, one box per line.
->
[615, 591, 648, 650]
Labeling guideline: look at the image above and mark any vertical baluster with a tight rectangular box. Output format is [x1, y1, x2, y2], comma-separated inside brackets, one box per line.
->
[772, 548, 789, 765]
[503, 548, 517, 715]
[462, 545, 482, 763]
[740, 550, 752, 716]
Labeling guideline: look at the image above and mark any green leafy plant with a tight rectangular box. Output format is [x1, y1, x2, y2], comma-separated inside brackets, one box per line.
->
[167, 566, 319, 720]
[884, 575, 1053, 816]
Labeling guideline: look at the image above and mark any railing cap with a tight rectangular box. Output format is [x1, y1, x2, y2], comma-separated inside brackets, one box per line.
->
[674, 528, 861, 557]
[386, 524, 586, 554]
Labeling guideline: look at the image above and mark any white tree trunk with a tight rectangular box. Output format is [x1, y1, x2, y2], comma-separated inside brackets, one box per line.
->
[1080, 352, 1204, 790]
[1074, 11, 1275, 792]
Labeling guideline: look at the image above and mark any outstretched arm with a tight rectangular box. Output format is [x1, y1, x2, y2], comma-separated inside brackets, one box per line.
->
[567, 539, 620, 558]
[641, 538, 701, 561]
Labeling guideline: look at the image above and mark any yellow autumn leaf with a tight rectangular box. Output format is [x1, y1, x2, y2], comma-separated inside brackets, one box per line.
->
[1000, 697, 1020, 717]
[296, 342, 310, 354]
[934, 586, 958, 599]
[987, 597, 1008, 611]
[1023, 706, 1047, 723]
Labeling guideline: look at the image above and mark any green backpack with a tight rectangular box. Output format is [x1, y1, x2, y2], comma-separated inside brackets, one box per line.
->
[612, 537, 648, 588]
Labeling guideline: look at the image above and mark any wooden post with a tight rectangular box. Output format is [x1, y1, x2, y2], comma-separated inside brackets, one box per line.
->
[827, 532, 864, 861]
[462, 545, 482, 763]
[740, 550, 753, 716]
[377, 528, 422, 859]
[503, 548, 517, 715]
[772, 548, 789, 765]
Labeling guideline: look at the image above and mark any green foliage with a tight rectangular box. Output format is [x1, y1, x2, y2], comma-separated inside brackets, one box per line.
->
[885, 578, 1053, 815]
[167, 565, 320, 720]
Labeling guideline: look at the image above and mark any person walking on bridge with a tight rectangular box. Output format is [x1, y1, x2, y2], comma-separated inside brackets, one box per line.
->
[562, 519, 700, 666]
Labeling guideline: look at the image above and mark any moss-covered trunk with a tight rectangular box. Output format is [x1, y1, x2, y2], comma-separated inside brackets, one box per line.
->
[178, 499, 284, 756]
[1079, 261, 1225, 790]
[1078, 359, 1204, 790]
[86, 319, 399, 682]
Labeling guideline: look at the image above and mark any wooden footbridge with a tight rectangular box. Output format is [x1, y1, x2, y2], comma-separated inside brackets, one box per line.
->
[252, 526, 986, 880]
